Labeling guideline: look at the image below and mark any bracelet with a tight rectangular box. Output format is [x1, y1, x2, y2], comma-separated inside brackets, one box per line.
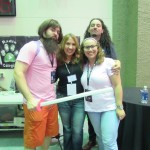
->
[116, 105, 124, 110]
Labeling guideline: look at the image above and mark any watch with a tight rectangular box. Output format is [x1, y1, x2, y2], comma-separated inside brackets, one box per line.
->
[117, 105, 124, 110]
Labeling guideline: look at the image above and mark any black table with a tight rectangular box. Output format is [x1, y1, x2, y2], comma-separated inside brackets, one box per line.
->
[118, 87, 150, 150]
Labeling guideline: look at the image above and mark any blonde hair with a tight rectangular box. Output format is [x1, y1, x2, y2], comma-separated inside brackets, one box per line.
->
[80, 37, 105, 65]
[57, 33, 80, 66]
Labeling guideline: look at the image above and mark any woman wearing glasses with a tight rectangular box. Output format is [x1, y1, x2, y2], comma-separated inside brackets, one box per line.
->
[82, 18, 121, 150]
[80, 37, 126, 150]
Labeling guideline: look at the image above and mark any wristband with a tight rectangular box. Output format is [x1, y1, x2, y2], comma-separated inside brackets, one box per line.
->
[117, 105, 124, 110]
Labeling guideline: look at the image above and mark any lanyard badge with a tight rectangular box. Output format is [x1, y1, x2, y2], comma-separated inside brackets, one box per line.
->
[65, 63, 77, 95]
[51, 71, 56, 84]
[85, 64, 95, 102]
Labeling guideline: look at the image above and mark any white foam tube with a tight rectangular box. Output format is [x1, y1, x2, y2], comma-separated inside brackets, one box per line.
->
[40, 87, 113, 106]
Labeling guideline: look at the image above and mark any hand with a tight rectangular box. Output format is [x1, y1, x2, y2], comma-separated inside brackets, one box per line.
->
[112, 60, 121, 75]
[116, 108, 126, 120]
[27, 98, 40, 111]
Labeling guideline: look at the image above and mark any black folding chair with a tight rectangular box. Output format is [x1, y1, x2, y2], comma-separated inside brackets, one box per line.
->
[52, 134, 63, 150]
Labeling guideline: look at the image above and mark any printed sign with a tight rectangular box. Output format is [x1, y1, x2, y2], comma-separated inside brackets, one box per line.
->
[0, 36, 38, 69]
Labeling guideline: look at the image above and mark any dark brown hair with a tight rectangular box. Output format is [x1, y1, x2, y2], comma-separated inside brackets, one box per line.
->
[84, 18, 112, 50]
[38, 19, 63, 44]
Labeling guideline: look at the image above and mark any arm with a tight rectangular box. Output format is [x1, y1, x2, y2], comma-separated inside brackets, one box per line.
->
[111, 44, 121, 73]
[109, 72, 126, 120]
[112, 60, 121, 75]
[14, 61, 38, 110]
[106, 44, 121, 74]
[109, 43, 117, 59]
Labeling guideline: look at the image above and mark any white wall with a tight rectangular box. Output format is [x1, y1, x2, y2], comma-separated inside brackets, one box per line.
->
[0, 0, 112, 89]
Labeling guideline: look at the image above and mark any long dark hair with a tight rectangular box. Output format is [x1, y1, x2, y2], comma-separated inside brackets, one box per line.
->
[84, 18, 112, 50]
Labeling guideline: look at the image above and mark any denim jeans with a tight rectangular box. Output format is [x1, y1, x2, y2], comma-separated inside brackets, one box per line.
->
[58, 94, 85, 150]
[87, 114, 96, 142]
[88, 110, 120, 150]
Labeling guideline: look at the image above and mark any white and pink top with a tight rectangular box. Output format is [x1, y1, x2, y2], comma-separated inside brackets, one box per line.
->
[81, 57, 116, 112]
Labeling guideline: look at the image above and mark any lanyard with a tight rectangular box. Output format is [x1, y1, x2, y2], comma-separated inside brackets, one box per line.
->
[49, 53, 54, 67]
[87, 63, 95, 86]
[65, 63, 71, 74]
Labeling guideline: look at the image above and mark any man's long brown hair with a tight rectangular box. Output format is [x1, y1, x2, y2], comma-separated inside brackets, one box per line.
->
[38, 19, 63, 54]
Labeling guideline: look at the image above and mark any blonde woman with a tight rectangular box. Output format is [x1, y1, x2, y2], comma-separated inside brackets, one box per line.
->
[80, 37, 125, 150]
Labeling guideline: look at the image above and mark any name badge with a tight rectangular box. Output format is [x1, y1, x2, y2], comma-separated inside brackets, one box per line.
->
[51, 71, 56, 84]
[67, 84, 77, 96]
[67, 74, 77, 83]
[85, 89, 92, 102]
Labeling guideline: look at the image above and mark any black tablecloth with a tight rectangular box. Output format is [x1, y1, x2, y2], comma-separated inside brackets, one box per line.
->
[118, 87, 150, 150]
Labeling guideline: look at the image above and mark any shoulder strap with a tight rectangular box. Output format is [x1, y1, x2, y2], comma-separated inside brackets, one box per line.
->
[31, 40, 41, 64]
[32, 40, 41, 61]
[34, 40, 41, 58]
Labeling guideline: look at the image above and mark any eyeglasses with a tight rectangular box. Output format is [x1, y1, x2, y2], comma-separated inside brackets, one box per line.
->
[84, 45, 97, 50]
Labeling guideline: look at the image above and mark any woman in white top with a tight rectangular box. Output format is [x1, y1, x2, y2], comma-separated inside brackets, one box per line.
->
[80, 37, 126, 150]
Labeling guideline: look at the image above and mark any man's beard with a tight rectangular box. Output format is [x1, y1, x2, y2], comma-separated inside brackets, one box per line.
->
[42, 38, 59, 54]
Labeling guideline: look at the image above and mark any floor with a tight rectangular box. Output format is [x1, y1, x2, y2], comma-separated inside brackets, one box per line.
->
[0, 117, 98, 150]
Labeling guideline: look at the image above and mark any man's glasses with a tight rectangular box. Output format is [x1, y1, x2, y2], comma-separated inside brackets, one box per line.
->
[84, 45, 97, 50]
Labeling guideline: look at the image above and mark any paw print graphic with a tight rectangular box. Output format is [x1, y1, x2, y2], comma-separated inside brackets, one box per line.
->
[0, 43, 19, 63]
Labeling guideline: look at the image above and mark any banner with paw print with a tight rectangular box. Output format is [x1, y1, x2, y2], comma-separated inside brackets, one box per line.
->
[0, 36, 38, 69]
